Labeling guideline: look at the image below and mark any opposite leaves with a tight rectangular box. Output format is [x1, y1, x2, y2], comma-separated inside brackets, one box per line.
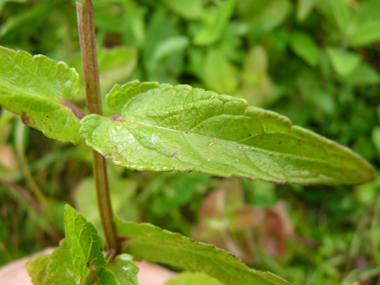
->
[0, 46, 83, 143]
[81, 80, 375, 186]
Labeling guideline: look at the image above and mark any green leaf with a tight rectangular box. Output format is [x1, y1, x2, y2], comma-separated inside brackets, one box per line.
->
[240, 46, 273, 107]
[341, 64, 380, 86]
[161, 0, 203, 19]
[315, 0, 350, 37]
[289, 32, 321, 67]
[326, 47, 361, 76]
[164, 272, 224, 285]
[0, 46, 82, 144]
[237, 0, 291, 33]
[64, 204, 107, 281]
[204, 49, 238, 94]
[107, 254, 139, 285]
[80, 80, 375, 186]
[68, 47, 138, 96]
[114, 218, 291, 285]
[194, 0, 237, 46]
[26, 254, 50, 285]
[63, 205, 133, 285]
[296, 0, 316, 21]
[349, 21, 380, 47]
[43, 239, 80, 285]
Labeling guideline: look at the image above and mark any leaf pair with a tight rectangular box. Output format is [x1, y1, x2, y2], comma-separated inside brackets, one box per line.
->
[0, 45, 375, 186]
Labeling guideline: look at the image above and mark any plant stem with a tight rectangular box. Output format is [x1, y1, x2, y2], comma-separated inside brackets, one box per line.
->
[76, 0, 120, 254]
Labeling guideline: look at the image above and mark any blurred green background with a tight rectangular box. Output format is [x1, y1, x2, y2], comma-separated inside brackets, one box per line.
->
[1, 0, 380, 284]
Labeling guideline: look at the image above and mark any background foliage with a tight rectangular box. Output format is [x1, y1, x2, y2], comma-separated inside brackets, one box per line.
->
[0, 0, 379, 284]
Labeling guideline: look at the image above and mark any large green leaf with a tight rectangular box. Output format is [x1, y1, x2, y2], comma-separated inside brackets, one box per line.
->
[115, 218, 291, 285]
[80, 80, 375, 186]
[0, 46, 82, 144]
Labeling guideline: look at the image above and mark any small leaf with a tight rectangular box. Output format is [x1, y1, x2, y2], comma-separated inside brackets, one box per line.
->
[349, 21, 380, 47]
[80, 81, 375, 186]
[114, 218, 291, 285]
[237, 0, 291, 33]
[64, 204, 107, 280]
[26, 254, 50, 285]
[194, 0, 237, 46]
[341, 64, 380, 86]
[296, 0, 316, 21]
[326, 47, 361, 76]
[63, 205, 130, 285]
[204, 49, 238, 94]
[0, 46, 83, 143]
[164, 272, 224, 285]
[107, 254, 139, 285]
[161, 0, 203, 19]
[289, 32, 321, 67]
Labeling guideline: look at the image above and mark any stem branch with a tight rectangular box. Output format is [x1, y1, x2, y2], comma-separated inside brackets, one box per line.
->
[76, 0, 120, 254]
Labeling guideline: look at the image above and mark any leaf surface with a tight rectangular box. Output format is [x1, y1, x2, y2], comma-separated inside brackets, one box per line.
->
[26, 254, 50, 285]
[107, 254, 139, 285]
[81, 81, 375, 185]
[115, 218, 290, 285]
[0, 46, 82, 143]
[43, 239, 79, 285]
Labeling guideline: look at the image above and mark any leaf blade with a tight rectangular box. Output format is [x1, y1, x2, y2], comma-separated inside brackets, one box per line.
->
[0, 46, 82, 143]
[115, 218, 290, 285]
[80, 81, 375, 185]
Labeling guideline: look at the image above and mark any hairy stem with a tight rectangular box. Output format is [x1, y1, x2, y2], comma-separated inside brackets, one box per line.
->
[76, 0, 120, 254]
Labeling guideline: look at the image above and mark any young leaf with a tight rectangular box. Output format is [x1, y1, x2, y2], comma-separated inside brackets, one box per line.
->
[164, 272, 224, 285]
[62, 205, 137, 285]
[80, 81, 375, 186]
[114, 218, 291, 285]
[0, 46, 83, 144]
[26, 254, 50, 285]
[64, 204, 108, 282]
